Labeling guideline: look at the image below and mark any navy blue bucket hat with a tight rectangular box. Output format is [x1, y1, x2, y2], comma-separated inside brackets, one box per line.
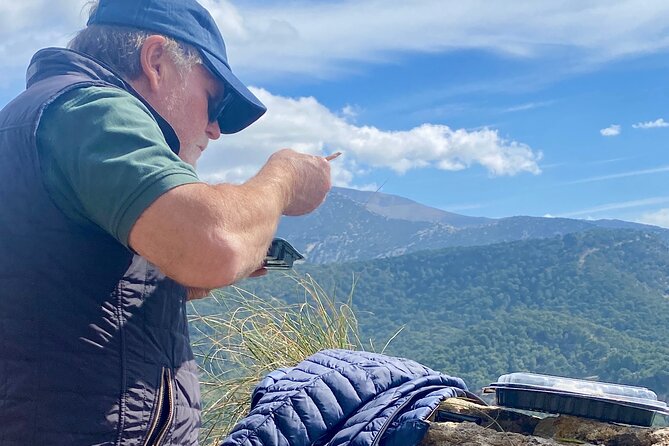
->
[88, 0, 266, 134]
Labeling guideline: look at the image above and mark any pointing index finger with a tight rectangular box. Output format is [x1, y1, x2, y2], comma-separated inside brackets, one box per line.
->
[325, 152, 342, 161]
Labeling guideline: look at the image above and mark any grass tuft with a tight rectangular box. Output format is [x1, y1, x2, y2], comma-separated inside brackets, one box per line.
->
[189, 273, 365, 445]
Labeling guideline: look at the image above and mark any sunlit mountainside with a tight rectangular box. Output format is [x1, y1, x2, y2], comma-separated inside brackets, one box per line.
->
[276, 187, 669, 264]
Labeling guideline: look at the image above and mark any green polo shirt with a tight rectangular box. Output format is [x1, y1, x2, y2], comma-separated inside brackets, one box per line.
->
[36, 86, 202, 247]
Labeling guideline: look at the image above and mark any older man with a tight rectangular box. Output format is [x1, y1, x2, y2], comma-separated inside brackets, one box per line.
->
[0, 0, 331, 444]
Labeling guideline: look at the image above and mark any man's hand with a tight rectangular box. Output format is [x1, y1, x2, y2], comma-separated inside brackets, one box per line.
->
[264, 149, 333, 216]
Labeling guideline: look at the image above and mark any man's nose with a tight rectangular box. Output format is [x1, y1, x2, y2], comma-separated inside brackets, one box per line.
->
[206, 120, 221, 140]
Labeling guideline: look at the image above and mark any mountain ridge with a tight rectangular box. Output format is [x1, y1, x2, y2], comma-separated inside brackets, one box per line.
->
[276, 187, 669, 264]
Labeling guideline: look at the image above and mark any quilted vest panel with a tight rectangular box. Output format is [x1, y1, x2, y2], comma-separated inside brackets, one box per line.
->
[0, 48, 199, 446]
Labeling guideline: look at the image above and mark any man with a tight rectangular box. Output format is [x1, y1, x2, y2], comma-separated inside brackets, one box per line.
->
[0, 0, 331, 444]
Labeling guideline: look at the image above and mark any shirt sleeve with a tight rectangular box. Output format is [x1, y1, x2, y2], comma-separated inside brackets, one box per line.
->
[36, 85, 202, 247]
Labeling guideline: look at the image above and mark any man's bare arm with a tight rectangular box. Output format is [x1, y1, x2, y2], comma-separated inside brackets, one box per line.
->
[128, 149, 331, 289]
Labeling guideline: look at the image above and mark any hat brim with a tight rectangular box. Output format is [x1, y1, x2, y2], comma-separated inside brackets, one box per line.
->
[200, 48, 266, 134]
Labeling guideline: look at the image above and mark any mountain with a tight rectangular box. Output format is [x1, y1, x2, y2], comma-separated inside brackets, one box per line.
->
[198, 228, 669, 396]
[276, 187, 669, 264]
[332, 187, 492, 227]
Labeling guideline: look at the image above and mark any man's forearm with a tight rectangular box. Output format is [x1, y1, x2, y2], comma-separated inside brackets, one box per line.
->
[128, 149, 330, 289]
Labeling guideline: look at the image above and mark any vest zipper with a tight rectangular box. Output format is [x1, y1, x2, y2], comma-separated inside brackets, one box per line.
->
[143, 368, 175, 446]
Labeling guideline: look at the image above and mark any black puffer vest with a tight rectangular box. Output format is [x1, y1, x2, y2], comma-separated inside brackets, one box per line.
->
[0, 48, 200, 445]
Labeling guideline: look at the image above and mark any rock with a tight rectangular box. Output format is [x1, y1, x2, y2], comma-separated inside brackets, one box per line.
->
[420, 398, 669, 446]
[534, 416, 669, 446]
[421, 421, 562, 446]
[429, 396, 542, 433]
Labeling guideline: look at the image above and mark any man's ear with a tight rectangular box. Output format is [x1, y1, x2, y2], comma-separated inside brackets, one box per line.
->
[139, 35, 171, 92]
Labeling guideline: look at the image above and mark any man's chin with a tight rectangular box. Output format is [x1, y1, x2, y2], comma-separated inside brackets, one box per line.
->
[178, 150, 200, 168]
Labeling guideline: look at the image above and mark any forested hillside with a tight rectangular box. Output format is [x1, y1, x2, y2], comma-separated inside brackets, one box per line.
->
[193, 229, 669, 396]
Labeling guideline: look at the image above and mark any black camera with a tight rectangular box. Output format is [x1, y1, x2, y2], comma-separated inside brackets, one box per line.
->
[264, 238, 304, 270]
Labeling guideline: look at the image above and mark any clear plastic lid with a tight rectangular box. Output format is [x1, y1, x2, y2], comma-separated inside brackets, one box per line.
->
[494, 372, 663, 407]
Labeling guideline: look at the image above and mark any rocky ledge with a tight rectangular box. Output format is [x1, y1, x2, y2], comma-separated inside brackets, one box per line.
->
[421, 398, 669, 446]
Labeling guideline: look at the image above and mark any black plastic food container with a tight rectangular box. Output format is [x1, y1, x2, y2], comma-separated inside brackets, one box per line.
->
[487, 373, 669, 427]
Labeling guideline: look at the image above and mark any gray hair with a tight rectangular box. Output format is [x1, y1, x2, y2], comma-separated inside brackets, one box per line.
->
[68, 1, 202, 80]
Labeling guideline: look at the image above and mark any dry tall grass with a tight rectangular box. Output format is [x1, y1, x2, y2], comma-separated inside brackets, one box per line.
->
[189, 273, 365, 445]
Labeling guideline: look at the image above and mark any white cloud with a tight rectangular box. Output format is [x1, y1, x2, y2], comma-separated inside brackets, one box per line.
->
[214, 0, 669, 79]
[600, 124, 621, 136]
[632, 118, 669, 129]
[560, 196, 669, 218]
[198, 88, 542, 184]
[567, 164, 669, 184]
[0, 0, 86, 85]
[638, 208, 669, 228]
[340, 105, 360, 121]
[351, 183, 381, 192]
[587, 157, 632, 165]
[3, 1, 669, 85]
[504, 101, 554, 113]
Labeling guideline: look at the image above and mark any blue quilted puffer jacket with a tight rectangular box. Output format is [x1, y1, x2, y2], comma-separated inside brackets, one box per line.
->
[220, 349, 469, 446]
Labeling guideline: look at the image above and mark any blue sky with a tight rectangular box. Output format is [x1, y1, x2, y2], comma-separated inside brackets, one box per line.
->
[1, 0, 668, 225]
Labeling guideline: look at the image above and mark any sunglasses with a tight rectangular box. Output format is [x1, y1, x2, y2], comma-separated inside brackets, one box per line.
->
[204, 62, 233, 124]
